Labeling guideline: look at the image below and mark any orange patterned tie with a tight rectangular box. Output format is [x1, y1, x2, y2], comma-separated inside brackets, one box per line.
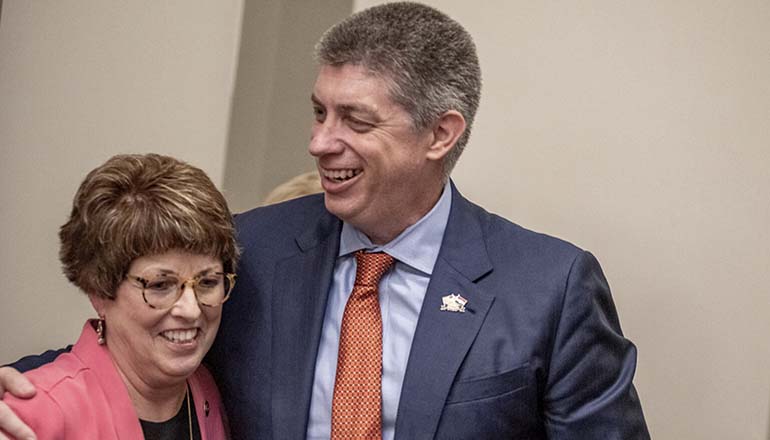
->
[331, 251, 394, 440]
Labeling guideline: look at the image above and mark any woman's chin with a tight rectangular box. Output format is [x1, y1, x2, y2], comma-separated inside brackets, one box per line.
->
[156, 357, 203, 381]
[153, 346, 206, 380]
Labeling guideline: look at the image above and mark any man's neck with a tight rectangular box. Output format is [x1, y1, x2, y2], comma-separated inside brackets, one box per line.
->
[359, 180, 448, 245]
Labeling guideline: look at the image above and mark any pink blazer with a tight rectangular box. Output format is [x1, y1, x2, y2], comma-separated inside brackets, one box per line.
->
[4, 321, 227, 439]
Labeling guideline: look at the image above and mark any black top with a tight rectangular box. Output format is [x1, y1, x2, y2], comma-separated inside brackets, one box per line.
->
[139, 389, 201, 440]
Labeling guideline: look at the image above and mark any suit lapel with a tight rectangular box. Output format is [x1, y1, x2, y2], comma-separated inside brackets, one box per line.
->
[271, 210, 342, 438]
[395, 185, 494, 439]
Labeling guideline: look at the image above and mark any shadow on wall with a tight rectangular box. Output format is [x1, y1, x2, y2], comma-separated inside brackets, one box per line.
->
[222, 0, 352, 213]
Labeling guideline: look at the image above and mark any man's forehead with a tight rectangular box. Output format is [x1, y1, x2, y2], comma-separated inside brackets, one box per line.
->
[311, 66, 392, 113]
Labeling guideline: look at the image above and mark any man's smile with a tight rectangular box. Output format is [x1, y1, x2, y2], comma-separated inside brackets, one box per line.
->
[320, 167, 362, 182]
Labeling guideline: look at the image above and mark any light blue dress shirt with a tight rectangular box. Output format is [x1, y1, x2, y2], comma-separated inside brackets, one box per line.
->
[306, 181, 452, 440]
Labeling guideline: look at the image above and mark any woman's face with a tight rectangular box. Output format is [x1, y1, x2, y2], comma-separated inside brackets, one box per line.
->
[93, 250, 224, 388]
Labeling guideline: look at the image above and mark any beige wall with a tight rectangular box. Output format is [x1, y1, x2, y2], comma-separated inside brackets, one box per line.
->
[0, 1, 243, 359]
[356, 1, 770, 439]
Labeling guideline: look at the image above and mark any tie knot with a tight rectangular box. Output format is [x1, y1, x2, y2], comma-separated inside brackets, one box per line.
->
[354, 251, 394, 287]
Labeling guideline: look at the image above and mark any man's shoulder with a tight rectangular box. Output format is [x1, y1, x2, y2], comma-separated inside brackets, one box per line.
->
[492, 212, 580, 255]
[457, 194, 583, 259]
[237, 193, 326, 222]
[233, 193, 337, 257]
[235, 194, 329, 235]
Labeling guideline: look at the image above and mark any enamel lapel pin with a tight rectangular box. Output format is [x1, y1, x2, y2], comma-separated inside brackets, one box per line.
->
[440, 293, 468, 313]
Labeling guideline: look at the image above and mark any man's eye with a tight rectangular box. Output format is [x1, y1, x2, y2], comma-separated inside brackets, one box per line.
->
[347, 117, 373, 132]
[313, 106, 326, 121]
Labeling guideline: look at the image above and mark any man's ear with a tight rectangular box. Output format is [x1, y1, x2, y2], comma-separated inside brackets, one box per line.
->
[426, 110, 466, 162]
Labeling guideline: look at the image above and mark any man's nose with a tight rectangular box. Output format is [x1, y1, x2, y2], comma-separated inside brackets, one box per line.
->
[309, 121, 344, 158]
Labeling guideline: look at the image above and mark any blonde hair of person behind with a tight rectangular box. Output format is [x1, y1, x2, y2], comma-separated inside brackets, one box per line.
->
[59, 153, 240, 300]
[262, 171, 323, 205]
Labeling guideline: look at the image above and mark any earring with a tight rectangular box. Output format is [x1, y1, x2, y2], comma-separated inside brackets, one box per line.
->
[96, 317, 106, 345]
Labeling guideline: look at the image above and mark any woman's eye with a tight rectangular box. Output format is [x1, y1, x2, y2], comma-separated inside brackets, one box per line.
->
[198, 277, 221, 289]
[147, 280, 176, 291]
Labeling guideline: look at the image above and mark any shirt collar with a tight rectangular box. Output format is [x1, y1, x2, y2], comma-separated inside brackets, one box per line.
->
[339, 180, 452, 275]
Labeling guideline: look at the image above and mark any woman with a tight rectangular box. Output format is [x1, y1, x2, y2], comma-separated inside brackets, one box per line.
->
[4, 154, 239, 439]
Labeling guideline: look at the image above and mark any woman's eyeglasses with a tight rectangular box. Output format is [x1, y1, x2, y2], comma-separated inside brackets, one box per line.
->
[125, 272, 236, 309]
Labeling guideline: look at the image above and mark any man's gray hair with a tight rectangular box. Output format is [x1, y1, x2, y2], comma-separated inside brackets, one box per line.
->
[315, 2, 482, 177]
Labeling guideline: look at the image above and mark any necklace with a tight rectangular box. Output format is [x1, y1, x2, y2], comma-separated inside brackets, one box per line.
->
[138, 384, 194, 439]
[186, 384, 193, 440]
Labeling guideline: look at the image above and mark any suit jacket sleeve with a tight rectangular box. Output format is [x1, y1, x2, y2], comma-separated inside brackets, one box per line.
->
[6, 347, 70, 372]
[544, 251, 649, 439]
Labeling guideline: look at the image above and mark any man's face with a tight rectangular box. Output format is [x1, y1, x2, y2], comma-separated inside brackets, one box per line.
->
[309, 64, 443, 244]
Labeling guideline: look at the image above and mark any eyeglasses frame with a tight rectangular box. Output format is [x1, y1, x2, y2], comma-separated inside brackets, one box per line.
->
[125, 272, 237, 309]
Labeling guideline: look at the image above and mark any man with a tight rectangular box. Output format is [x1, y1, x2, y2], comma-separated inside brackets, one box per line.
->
[1, 3, 649, 439]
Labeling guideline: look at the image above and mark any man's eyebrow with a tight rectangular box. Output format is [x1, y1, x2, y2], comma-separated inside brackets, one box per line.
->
[311, 94, 380, 121]
[338, 104, 378, 118]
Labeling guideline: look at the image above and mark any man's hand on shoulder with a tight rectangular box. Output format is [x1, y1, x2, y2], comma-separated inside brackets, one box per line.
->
[0, 367, 36, 440]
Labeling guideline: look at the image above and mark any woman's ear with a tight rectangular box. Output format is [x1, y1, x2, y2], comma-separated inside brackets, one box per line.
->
[425, 110, 467, 162]
[89, 294, 107, 317]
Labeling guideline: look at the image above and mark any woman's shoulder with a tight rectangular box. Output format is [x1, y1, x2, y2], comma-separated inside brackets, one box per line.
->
[7, 354, 126, 439]
[22, 323, 102, 392]
[20, 350, 89, 393]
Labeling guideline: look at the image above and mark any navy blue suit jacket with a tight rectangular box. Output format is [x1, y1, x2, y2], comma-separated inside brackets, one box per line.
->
[205, 184, 649, 439]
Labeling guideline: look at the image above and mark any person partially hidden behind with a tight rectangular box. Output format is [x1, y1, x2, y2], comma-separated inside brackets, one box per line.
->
[263, 171, 323, 205]
[1, 154, 239, 439]
[0, 3, 650, 439]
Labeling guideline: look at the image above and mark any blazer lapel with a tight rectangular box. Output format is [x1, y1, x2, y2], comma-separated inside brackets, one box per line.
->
[395, 185, 494, 439]
[271, 211, 342, 438]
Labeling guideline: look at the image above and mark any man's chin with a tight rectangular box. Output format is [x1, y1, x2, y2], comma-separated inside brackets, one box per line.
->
[324, 196, 362, 224]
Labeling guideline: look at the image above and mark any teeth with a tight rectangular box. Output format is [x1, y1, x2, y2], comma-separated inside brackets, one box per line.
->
[322, 168, 361, 182]
[161, 329, 198, 343]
